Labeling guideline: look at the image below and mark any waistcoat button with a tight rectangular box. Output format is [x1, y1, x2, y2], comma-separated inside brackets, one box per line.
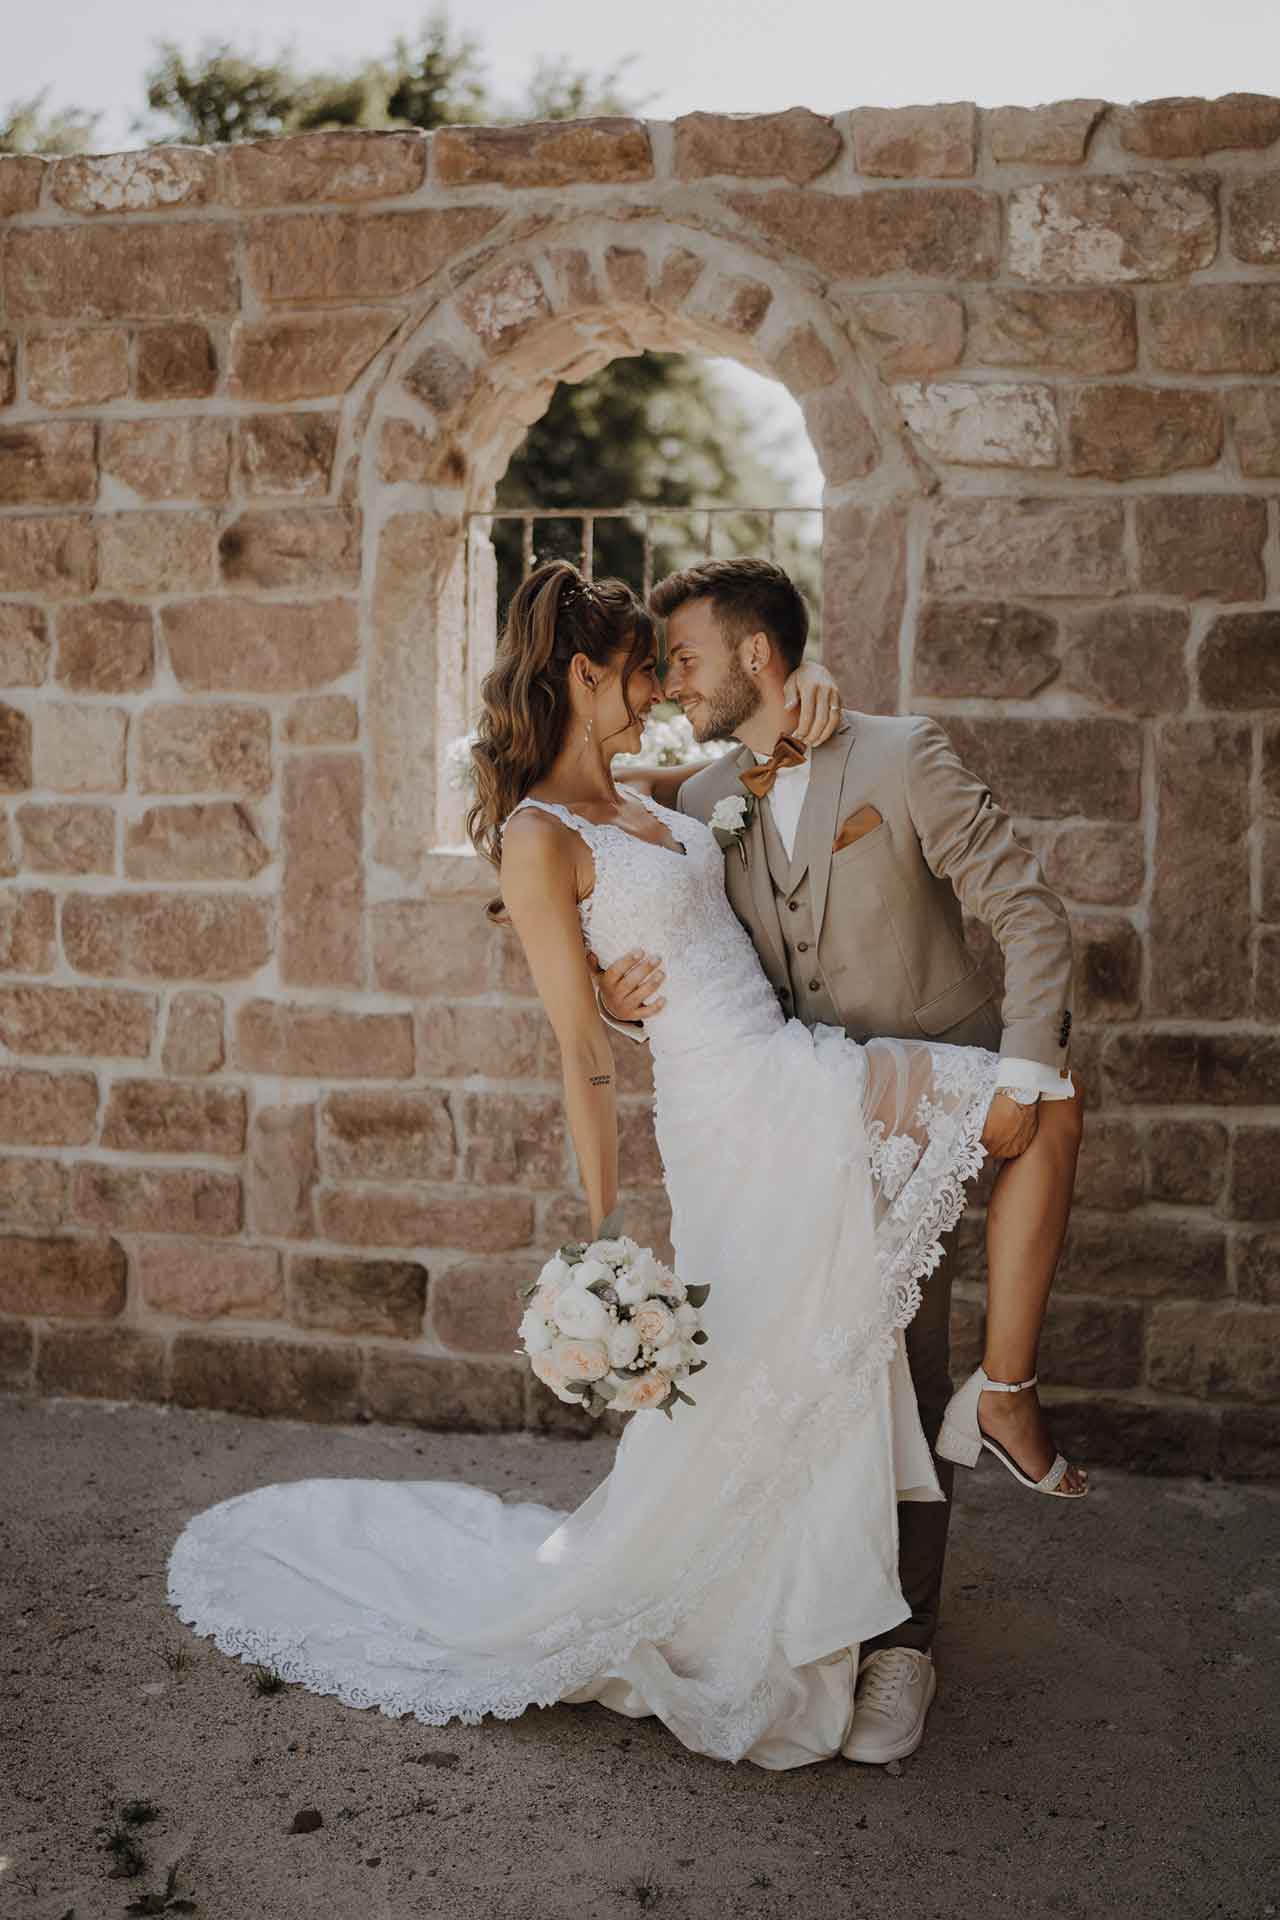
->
[796, 941, 809, 953]
[808, 979, 821, 991]
[787, 900, 800, 912]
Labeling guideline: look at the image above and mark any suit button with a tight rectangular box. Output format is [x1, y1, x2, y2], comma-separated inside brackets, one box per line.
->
[808, 979, 821, 992]
[787, 900, 800, 912]
[797, 941, 810, 953]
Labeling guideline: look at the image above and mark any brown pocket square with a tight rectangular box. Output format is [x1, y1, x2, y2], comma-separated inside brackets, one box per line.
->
[832, 803, 884, 854]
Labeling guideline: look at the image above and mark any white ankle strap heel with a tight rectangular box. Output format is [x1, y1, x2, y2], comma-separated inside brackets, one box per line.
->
[936, 1364, 1087, 1498]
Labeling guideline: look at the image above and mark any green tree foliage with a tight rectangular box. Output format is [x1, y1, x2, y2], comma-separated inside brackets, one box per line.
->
[0, 89, 100, 155]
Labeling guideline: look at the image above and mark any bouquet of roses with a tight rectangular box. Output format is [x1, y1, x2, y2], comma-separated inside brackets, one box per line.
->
[517, 1230, 710, 1420]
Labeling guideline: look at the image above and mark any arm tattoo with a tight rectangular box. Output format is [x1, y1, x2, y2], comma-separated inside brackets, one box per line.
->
[589, 1073, 613, 1087]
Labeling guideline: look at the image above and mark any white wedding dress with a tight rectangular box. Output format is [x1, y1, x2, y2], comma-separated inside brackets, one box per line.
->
[167, 788, 1004, 1770]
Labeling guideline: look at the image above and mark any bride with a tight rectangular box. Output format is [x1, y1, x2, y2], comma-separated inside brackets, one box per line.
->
[167, 561, 1087, 1772]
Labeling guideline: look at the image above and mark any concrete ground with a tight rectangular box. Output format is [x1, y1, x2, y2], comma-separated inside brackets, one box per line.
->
[1, 1393, 1276, 1920]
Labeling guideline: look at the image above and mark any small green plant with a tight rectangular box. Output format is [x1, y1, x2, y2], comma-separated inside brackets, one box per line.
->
[160, 1644, 191, 1674]
[124, 1861, 197, 1915]
[250, 1665, 285, 1695]
[99, 1823, 148, 1879]
[120, 1800, 161, 1827]
[618, 1870, 663, 1910]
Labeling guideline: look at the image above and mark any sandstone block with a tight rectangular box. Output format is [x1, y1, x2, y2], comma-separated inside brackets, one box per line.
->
[218, 506, 360, 590]
[1237, 1233, 1280, 1307]
[896, 380, 1058, 467]
[281, 753, 363, 987]
[1138, 494, 1267, 602]
[463, 1091, 566, 1189]
[0, 1157, 67, 1229]
[135, 323, 217, 401]
[1064, 385, 1221, 481]
[162, 991, 224, 1076]
[673, 108, 841, 184]
[316, 1183, 533, 1254]
[1036, 1393, 1219, 1477]
[97, 510, 216, 595]
[50, 146, 216, 215]
[101, 1078, 246, 1157]
[1116, 93, 1280, 158]
[689, 273, 773, 339]
[617, 1104, 665, 1187]
[0, 706, 32, 790]
[224, 130, 427, 207]
[1198, 612, 1280, 710]
[0, 1068, 98, 1145]
[137, 1238, 282, 1321]
[434, 118, 651, 187]
[0, 605, 50, 687]
[1102, 1031, 1280, 1108]
[1071, 913, 1142, 1020]
[371, 896, 495, 997]
[768, 326, 839, 394]
[62, 890, 272, 981]
[318, 1088, 455, 1183]
[4, 223, 238, 321]
[821, 500, 909, 716]
[654, 247, 707, 308]
[925, 496, 1127, 598]
[415, 1003, 545, 1081]
[1146, 287, 1280, 374]
[229, 310, 399, 403]
[1147, 1303, 1280, 1403]
[962, 288, 1136, 373]
[0, 154, 46, 215]
[1043, 824, 1144, 906]
[1259, 930, 1280, 1024]
[1229, 1129, 1280, 1223]
[1007, 174, 1218, 284]
[0, 889, 55, 973]
[287, 1254, 426, 1340]
[933, 717, 1142, 819]
[988, 100, 1106, 165]
[0, 333, 14, 407]
[541, 1188, 675, 1268]
[0, 517, 95, 598]
[1059, 606, 1190, 715]
[914, 601, 1061, 700]
[71, 1162, 241, 1236]
[161, 598, 358, 692]
[1231, 170, 1280, 264]
[0, 423, 96, 507]
[852, 104, 977, 177]
[25, 331, 129, 410]
[602, 246, 647, 303]
[1057, 1213, 1227, 1299]
[376, 418, 436, 484]
[1145, 1119, 1228, 1207]
[99, 418, 230, 503]
[245, 208, 501, 304]
[282, 695, 358, 745]
[37, 1323, 168, 1403]
[248, 1102, 316, 1238]
[1150, 719, 1251, 1018]
[1072, 1118, 1144, 1212]
[800, 385, 879, 484]
[56, 600, 153, 695]
[32, 704, 128, 794]
[1262, 723, 1280, 817]
[172, 1332, 360, 1423]
[235, 1000, 413, 1078]
[729, 187, 1001, 280]
[0, 1232, 125, 1315]
[402, 342, 478, 416]
[1039, 1296, 1145, 1387]
[124, 802, 269, 882]
[1225, 387, 1280, 477]
[428, 1258, 536, 1353]
[1219, 1407, 1280, 1480]
[0, 983, 151, 1057]
[238, 412, 338, 497]
[139, 703, 271, 797]
[360, 1349, 524, 1432]
[459, 258, 553, 354]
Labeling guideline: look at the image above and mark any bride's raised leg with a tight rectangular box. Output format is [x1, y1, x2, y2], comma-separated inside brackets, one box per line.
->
[976, 1082, 1088, 1492]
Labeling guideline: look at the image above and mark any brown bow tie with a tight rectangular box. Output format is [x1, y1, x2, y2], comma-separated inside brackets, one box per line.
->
[740, 733, 807, 799]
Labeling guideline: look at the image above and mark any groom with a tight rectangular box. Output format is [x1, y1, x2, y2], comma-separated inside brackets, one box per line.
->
[595, 556, 1078, 1765]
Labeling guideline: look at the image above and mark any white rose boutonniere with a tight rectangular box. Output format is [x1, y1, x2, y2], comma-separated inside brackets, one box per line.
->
[709, 793, 754, 865]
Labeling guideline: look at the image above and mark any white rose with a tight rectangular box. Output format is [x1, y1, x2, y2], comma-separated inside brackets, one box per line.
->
[519, 1308, 555, 1354]
[675, 1302, 700, 1335]
[535, 1255, 573, 1301]
[572, 1258, 611, 1291]
[653, 1339, 686, 1373]
[710, 796, 748, 833]
[607, 1322, 641, 1369]
[551, 1284, 612, 1340]
[550, 1336, 610, 1383]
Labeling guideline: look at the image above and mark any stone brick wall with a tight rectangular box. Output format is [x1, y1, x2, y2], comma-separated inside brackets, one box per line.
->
[1, 96, 1277, 1474]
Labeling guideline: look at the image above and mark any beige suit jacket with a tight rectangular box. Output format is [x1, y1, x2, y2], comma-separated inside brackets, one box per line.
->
[674, 710, 1073, 1073]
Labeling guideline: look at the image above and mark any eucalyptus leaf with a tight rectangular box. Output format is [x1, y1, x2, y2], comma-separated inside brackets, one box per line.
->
[684, 1283, 711, 1307]
[691, 1329, 709, 1344]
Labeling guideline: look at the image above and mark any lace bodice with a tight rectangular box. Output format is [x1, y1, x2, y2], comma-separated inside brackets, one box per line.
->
[503, 789, 784, 1071]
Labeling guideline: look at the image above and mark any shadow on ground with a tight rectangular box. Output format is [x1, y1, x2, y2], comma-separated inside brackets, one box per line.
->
[1, 1392, 1276, 1920]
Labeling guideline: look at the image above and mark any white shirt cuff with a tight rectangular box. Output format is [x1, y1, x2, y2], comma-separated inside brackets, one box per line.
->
[996, 1055, 1075, 1101]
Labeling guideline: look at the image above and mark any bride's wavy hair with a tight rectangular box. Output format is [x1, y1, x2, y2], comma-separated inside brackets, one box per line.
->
[467, 559, 657, 877]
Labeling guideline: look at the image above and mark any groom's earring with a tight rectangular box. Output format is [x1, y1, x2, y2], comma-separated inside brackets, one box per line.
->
[583, 713, 595, 749]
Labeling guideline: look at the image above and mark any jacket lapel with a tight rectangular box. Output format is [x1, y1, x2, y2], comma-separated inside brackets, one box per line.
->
[729, 745, 788, 983]
[801, 716, 858, 944]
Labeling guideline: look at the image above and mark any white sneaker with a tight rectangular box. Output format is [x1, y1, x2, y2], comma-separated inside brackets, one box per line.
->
[841, 1648, 937, 1764]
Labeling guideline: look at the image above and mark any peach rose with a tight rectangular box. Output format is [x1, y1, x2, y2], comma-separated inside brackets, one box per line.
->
[612, 1371, 675, 1412]
[551, 1335, 610, 1383]
[632, 1300, 676, 1348]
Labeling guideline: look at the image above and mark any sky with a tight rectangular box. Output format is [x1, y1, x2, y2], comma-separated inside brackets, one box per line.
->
[9, 0, 1279, 504]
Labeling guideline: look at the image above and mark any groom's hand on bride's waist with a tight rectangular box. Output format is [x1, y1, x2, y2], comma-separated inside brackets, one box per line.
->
[589, 947, 667, 1024]
[980, 1092, 1041, 1160]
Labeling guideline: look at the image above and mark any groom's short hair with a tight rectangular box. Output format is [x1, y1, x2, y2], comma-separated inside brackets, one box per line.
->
[649, 558, 809, 672]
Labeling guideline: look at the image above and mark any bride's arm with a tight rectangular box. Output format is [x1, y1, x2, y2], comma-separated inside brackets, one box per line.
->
[499, 813, 619, 1237]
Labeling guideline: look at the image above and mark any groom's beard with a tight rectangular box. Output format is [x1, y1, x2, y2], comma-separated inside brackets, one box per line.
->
[687, 656, 762, 743]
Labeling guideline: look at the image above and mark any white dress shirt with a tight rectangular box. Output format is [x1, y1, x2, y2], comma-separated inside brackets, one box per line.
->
[750, 746, 1074, 1102]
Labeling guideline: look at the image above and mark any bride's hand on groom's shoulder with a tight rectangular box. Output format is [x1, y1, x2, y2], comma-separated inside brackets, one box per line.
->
[784, 661, 844, 748]
[589, 947, 667, 1024]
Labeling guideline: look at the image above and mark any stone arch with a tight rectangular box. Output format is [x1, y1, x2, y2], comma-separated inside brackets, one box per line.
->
[355, 216, 928, 884]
